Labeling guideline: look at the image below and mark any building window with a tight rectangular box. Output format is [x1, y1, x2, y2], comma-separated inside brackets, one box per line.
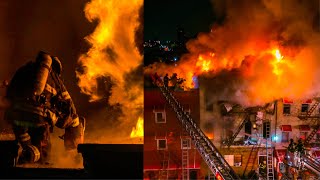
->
[263, 122, 271, 139]
[316, 133, 320, 141]
[224, 155, 242, 167]
[234, 155, 242, 167]
[157, 139, 167, 150]
[283, 104, 291, 115]
[224, 155, 234, 166]
[181, 138, 191, 149]
[155, 112, 166, 123]
[281, 132, 289, 143]
[301, 104, 309, 113]
[300, 132, 308, 141]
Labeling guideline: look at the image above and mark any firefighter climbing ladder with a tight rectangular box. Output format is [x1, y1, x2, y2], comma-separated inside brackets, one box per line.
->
[226, 114, 249, 147]
[153, 78, 240, 180]
[181, 130, 190, 180]
[159, 150, 170, 180]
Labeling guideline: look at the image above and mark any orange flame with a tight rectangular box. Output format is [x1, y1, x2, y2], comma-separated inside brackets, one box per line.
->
[76, 0, 143, 142]
[130, 117, 144, 138]
[77, 0, 143, 103]
[196, 55, 212, 72]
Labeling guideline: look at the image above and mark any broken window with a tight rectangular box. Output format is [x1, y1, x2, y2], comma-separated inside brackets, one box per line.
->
[157, 139, 167, 150]
[181, 138, 191, 149]
[301, 104, 309, 113]
[283, 104, 291, 115]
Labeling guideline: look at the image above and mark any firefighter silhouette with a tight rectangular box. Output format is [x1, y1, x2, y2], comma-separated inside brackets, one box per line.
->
[4, 51, 85, 164]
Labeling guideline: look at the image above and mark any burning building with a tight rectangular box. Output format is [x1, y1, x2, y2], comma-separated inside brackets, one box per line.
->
[144, 78, 202, 179]
[144, 0, 320, 179]
[201, 93, 320, 179]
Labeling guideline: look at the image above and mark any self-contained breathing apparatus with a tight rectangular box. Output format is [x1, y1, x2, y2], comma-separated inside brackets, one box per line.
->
[5, 51, 85, 163]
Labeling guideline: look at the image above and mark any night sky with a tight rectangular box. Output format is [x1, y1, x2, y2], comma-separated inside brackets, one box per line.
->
[145, 0, 217, 41]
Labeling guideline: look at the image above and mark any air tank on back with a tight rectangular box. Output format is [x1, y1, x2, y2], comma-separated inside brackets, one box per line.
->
[33, 51, 52, 96]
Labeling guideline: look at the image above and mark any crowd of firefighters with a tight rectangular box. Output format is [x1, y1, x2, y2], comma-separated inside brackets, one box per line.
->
[151, 72, 185, 90]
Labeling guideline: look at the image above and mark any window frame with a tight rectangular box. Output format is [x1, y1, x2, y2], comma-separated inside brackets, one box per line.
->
[157, 139, 167, 150]
[299, 131, 308, 141]
[283, 104, 291, 115]
[281, 132, 289, 143]
[181, 138, 191, 149]
[301, 104, 309, 113]
[154, 111, 166, 123]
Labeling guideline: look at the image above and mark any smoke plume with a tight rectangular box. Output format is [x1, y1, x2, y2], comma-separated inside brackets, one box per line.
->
[146, 0, 320, 106]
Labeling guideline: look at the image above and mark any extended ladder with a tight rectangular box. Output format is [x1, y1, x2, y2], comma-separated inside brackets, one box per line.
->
[226, 114, 249, 147]
[153, 78, 240, 180]
[159, 151, 169, 180]
[302, 155, 320, 177]
[181, 131, 189, 180]
[266, 147, 274, 180]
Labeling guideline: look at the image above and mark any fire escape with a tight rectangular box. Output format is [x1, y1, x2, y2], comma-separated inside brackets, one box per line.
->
[153, 77, 240, 180]
[242, 141, 260, 178]
[226, 114, 249, 147]
[297, 101, 320, 144]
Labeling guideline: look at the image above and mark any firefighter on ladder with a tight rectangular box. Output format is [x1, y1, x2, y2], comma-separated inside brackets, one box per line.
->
[4, 51, 85, 164]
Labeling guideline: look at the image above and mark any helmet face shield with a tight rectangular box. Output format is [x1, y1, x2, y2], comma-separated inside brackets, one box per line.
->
[51, 56, 62, 75]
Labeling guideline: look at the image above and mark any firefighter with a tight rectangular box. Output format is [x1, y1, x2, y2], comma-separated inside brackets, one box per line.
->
[287, 138, 296, 153]
[4, 51, 84, 164]
[295, 138, 305, 155]
[163, 73, 169, 87]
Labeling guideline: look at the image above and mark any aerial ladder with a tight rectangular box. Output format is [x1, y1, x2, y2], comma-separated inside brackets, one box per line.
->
[152, 77, 240, 180]
[302, 154, 320, 177]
